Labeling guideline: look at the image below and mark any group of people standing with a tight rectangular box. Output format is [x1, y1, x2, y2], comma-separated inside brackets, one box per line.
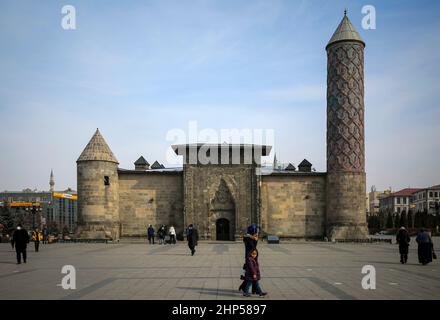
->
[147, 224, 177, 245]
[396, 227, 436, 265]
[146, 223, 199, 255]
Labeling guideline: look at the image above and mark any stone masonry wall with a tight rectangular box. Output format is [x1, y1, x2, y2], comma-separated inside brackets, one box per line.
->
[77, 161, 120, 239]
[261, 174, 326, 239]
[184, 164, 257, 240]
[118, 172, 184, 237]
[326, 172, 368, 239]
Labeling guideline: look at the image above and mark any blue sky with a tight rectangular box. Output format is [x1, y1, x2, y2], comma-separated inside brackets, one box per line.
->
[0, 0, 439, 192]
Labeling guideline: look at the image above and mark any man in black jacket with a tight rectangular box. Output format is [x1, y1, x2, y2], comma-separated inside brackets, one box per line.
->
[396, 227, 410, 264]
[11, 224, 29, 264]
[186, 224, 199, 256]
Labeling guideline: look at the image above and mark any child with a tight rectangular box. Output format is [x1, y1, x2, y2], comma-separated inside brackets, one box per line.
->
[243, 248, 267, 297]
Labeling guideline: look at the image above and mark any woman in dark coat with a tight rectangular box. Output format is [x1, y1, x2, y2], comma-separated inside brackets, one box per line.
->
[239, 224, 258, 293]
[416, 229, 433, 265]
[158, 225, 166, 245]
[396, 227, 410, 264]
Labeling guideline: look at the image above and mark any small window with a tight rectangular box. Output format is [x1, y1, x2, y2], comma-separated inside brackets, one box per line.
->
[429, 192, 433, 198]
[104, 176, 110, 186]
[396, 197, 401, 204]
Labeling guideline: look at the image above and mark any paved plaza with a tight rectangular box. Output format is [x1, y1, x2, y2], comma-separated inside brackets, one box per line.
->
[0, 238, 439, 300]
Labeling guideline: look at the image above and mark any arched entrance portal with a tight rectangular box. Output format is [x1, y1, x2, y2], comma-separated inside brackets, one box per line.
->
[216, 218, 230, 241]
[210, 179, 236, 241]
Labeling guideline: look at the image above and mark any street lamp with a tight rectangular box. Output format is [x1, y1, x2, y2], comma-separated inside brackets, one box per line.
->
[25, 205, 42, 230]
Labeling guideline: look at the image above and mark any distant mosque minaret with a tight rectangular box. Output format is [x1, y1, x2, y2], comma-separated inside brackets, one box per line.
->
[49, 169, 55, 192]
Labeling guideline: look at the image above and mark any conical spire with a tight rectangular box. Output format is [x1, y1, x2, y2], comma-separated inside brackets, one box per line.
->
[134, 156, 150, 170]
[150, 160, 162, 169]
[134, 156, 149, 166]
[326, 12, 365, 50]
[273, 153, 278, 170]
[77, 129, 119, 163]
[49, 169, 55, 192]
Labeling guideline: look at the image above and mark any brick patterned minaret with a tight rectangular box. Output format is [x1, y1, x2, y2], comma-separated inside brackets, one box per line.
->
[326, 12, 368, 240]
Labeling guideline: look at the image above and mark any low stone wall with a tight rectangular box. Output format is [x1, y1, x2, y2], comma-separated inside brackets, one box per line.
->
[118, 172, 184, 237]
[261, 174, 326, 238]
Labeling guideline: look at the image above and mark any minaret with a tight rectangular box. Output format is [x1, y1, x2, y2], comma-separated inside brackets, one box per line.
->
[49, 169, 55, 192]
[273, 153, 278, 171]
[76, 129, 120, 240]
[325, 12, 368, 240]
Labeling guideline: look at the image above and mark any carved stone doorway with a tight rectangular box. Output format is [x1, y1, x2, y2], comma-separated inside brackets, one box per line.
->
[216, 218, 230, 241]
[210, 179, 236, 241]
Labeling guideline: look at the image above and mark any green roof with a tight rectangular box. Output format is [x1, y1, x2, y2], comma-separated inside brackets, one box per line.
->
[134, 156, 149, 166]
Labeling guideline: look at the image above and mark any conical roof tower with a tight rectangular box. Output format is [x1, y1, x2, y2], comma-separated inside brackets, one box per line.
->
[76, 128, 120, 240]
[77, 129, 118, 164]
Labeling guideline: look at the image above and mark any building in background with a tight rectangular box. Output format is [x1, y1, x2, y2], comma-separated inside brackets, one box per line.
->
[412, 185, 440, 214]
[0, 190, 50, 231]
[0, 171, 78, 233]
[49, 189, 78, 233]
[368, 186, 391, 216]
[379, 188, 421, 214]
[378, 186, 440, 215]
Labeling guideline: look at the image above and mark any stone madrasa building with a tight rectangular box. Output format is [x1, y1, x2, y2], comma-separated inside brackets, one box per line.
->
[76, 13, 368, 241]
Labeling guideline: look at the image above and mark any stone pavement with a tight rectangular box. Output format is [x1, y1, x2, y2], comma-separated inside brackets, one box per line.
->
[0, 238, 439, 300]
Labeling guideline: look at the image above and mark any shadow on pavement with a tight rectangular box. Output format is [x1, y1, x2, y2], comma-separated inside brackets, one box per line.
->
[176, 287, 239, 298]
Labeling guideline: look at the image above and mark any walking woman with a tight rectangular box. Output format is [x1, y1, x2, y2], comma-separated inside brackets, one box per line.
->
[239, 224, 259, 293]
[416, 229, 434, 265]
[396, 227, 410, 264]
[243, 248, 267, 297]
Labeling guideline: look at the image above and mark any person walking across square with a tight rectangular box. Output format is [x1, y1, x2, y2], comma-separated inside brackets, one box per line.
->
[243, 248, 267, 297]
[11, 224, 29, 264]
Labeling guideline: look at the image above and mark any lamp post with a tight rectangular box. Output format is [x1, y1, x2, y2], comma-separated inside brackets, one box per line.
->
[26, 204, 42, 230]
